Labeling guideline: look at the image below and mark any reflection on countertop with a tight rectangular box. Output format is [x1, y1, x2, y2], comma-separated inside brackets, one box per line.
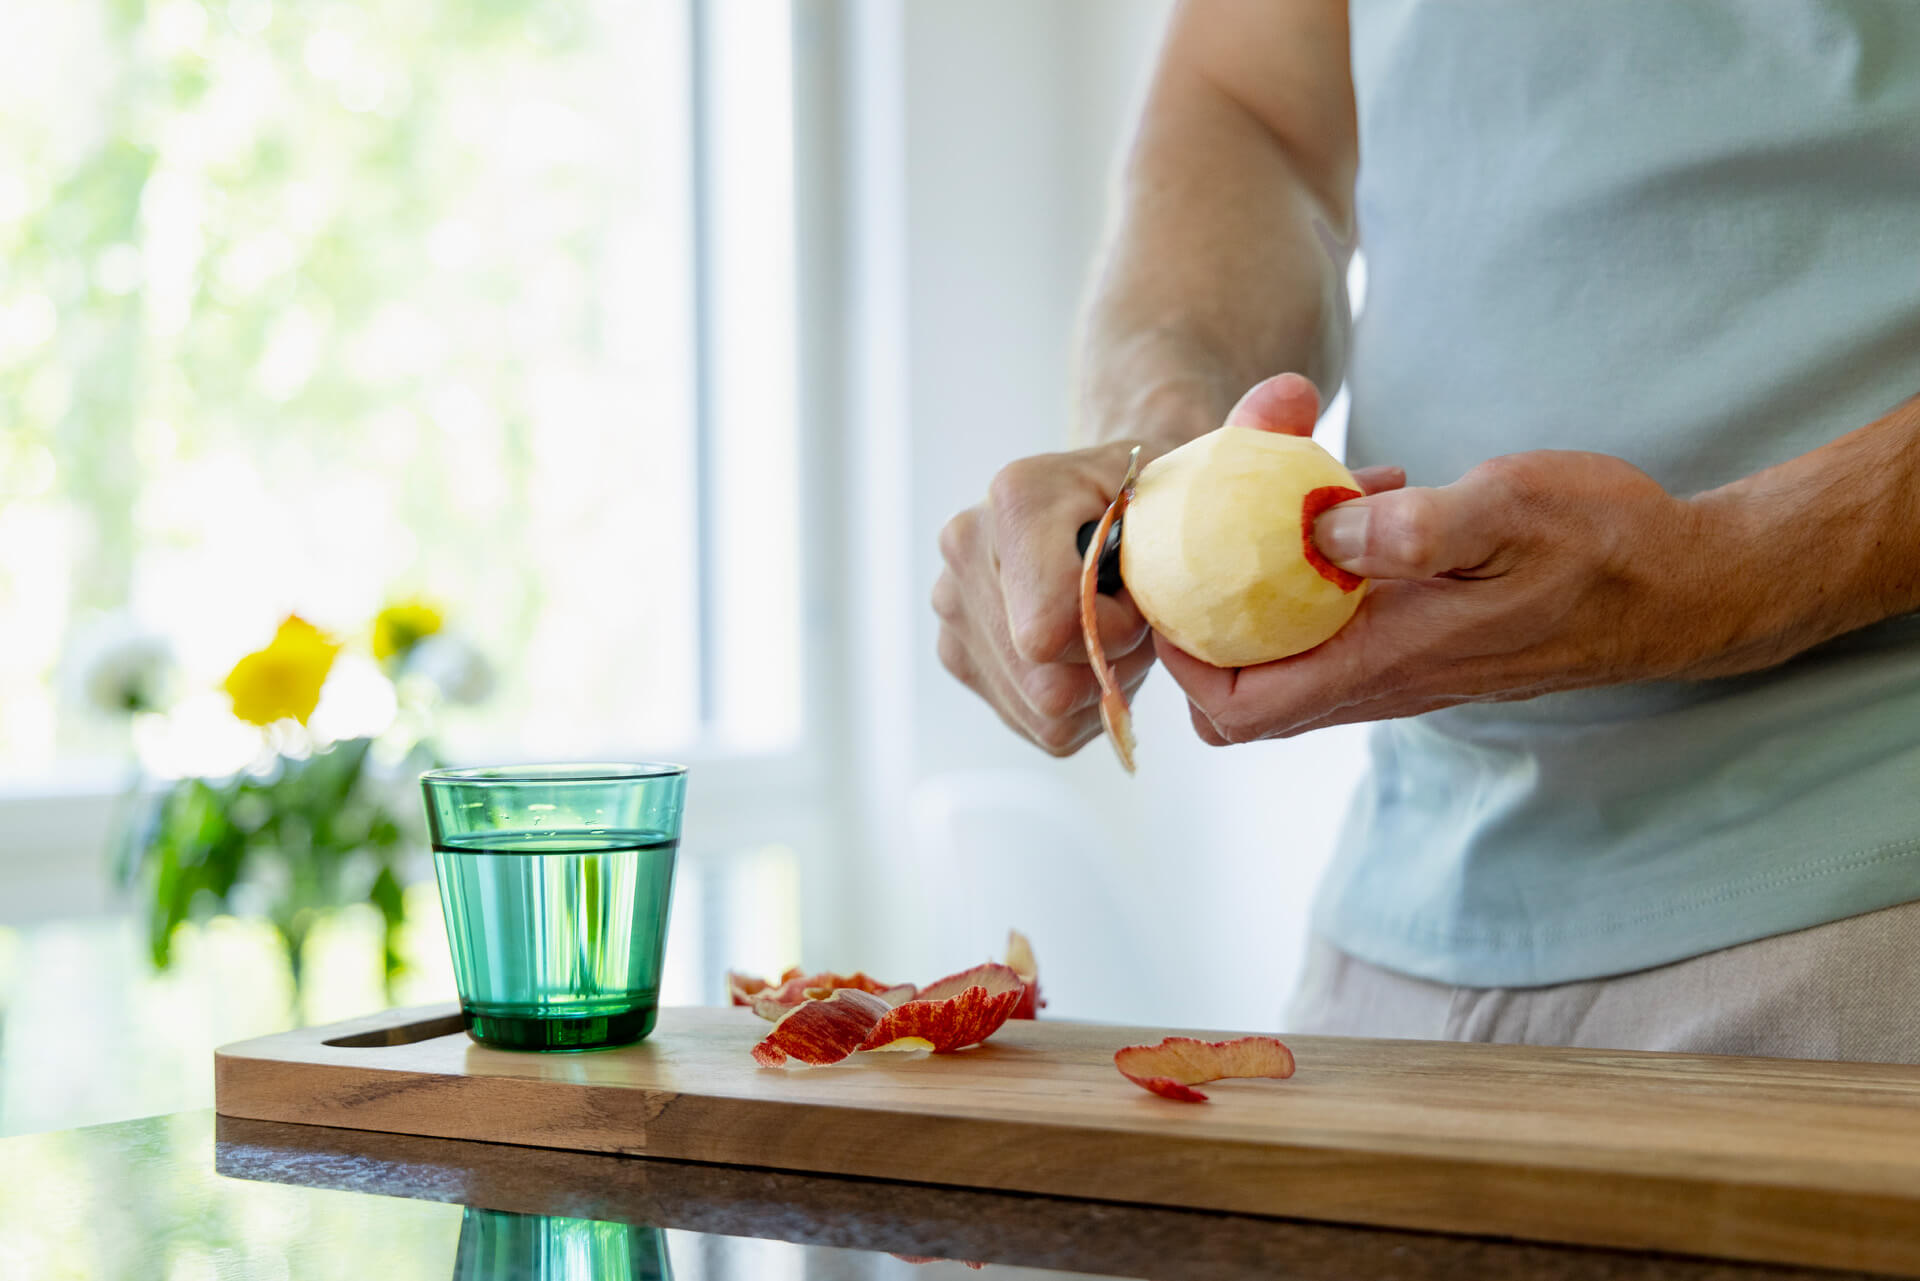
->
[0, 1110, 1888, 1281]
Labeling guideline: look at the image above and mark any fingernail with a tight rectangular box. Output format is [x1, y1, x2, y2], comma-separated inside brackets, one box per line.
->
[1315, 506, 1369, 567]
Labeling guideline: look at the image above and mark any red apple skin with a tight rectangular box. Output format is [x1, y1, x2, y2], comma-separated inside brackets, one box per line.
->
[1300, 485, 1365, 592]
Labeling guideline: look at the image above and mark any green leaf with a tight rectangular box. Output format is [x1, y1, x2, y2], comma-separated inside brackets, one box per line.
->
[369, 863, 407, 997]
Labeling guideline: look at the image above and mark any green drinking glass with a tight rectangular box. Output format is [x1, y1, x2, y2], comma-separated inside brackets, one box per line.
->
[452, 1207, 672, 1280]
[420, 763, 687, 1052]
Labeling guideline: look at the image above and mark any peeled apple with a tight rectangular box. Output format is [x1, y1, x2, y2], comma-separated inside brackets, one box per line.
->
[1120, 427, 1366, 668]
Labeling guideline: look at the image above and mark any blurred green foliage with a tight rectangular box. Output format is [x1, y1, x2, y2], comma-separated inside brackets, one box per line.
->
[0, 0, 692, 766]
[124, 736, 421, 1007]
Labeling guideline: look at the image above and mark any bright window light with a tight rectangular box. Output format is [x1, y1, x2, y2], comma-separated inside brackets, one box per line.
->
[0, 0, 801, 781]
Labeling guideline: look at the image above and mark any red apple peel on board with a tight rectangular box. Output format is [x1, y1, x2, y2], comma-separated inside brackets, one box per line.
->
[1113, 1035, 1297, 1102]
[733, 930, 1040, 1024]
[727, 967, 799, 1006]
[753, 988, 892, 1067]
[1004, 927, 1044, 1018]
[751, 962, 1027, 1067]
[860, 963, 1027, 1054]
[734, 970, 916, 1021]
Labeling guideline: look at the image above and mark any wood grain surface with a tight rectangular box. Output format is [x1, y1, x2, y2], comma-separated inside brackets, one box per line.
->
[215, 1004, 1920, 1275]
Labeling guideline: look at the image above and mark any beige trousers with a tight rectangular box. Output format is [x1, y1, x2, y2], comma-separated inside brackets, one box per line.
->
[1285, 899, 1920, 1063]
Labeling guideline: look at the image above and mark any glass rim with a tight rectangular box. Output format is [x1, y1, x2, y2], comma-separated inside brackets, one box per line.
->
[420, 762, 687, 785]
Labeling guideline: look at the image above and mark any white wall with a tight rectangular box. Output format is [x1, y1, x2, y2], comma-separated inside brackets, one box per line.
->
[833, 0, 1370, 1031]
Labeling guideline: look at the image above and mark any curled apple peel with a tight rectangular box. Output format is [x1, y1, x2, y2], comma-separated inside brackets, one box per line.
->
[753, 988, 892, 1068]
[1113, 1035, 1297, 1103]
[1079, 465, 1137, 773]
[735, 931, 1040, 1020]
[735, 970, 916, 1021]
[727, 967, 799, 1007]
[752, 965, 1026, 1067]
[861, 963, 1026, 1054]
[1005, 928, 1043, 1019]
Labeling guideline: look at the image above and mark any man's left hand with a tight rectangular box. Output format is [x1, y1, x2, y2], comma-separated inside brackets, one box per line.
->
[1158, 450, 1734, 743]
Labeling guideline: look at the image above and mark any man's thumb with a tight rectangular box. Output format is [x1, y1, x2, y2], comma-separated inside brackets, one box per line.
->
[1226, 373, 1321, 437]
[1310, 483, 1502, 580]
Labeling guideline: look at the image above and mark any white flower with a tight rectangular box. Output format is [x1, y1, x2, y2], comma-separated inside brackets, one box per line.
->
[68, 615, 180, 718]
[405, 632, 494, 705]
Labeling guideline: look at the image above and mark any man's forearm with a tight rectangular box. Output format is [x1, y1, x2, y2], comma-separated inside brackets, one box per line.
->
[1688, 392, 1920, 675]
[1074, 7, 1356, 456]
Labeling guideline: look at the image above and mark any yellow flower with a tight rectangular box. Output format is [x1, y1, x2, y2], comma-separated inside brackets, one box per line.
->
[372, 598, 443, 663]
[223, 615, 341, 727]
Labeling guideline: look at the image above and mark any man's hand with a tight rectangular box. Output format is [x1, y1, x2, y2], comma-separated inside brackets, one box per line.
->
[935, 374, 1404, 756]
[1159, 450, 1734, 743]
[934, 440, 1161, 756]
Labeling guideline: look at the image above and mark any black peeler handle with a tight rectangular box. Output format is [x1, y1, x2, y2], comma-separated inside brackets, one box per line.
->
[1075, 519, 1125, 596]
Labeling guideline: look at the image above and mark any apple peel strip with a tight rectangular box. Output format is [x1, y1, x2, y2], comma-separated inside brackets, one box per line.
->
[754, 963, 1028, 1067]
[863, 964, 1026, 1053]
[1005, 928, 1043, 1019]
[1113, 1035, 1296, 1102]
[727, 967, 801, 1007]
[753, 988, 892, 1067]
[1080, 448, 1140, 774]
[739, 928, 1038, 1021]
[735, 970, 916, 1021]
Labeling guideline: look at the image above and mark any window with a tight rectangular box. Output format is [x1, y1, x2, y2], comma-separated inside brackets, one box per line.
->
[0, 0, 803, 783]
[0, 0, 818, 1132]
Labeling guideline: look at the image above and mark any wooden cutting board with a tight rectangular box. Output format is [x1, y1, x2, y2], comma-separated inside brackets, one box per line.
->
[215, 1004, 1920, 1275]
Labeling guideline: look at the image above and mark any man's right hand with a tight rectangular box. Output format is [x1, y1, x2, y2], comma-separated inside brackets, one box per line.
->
[933, 439, 1160, 757]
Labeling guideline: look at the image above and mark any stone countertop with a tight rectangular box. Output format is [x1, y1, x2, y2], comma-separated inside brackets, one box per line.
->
[0, 1110, 1887, 1280]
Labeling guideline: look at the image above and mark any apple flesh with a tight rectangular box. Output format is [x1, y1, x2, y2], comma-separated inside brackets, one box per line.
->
[1120, 426, 1365, 667]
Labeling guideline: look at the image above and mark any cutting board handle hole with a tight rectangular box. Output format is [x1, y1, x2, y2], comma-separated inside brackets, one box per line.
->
[323, 1012, 469, 1047]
